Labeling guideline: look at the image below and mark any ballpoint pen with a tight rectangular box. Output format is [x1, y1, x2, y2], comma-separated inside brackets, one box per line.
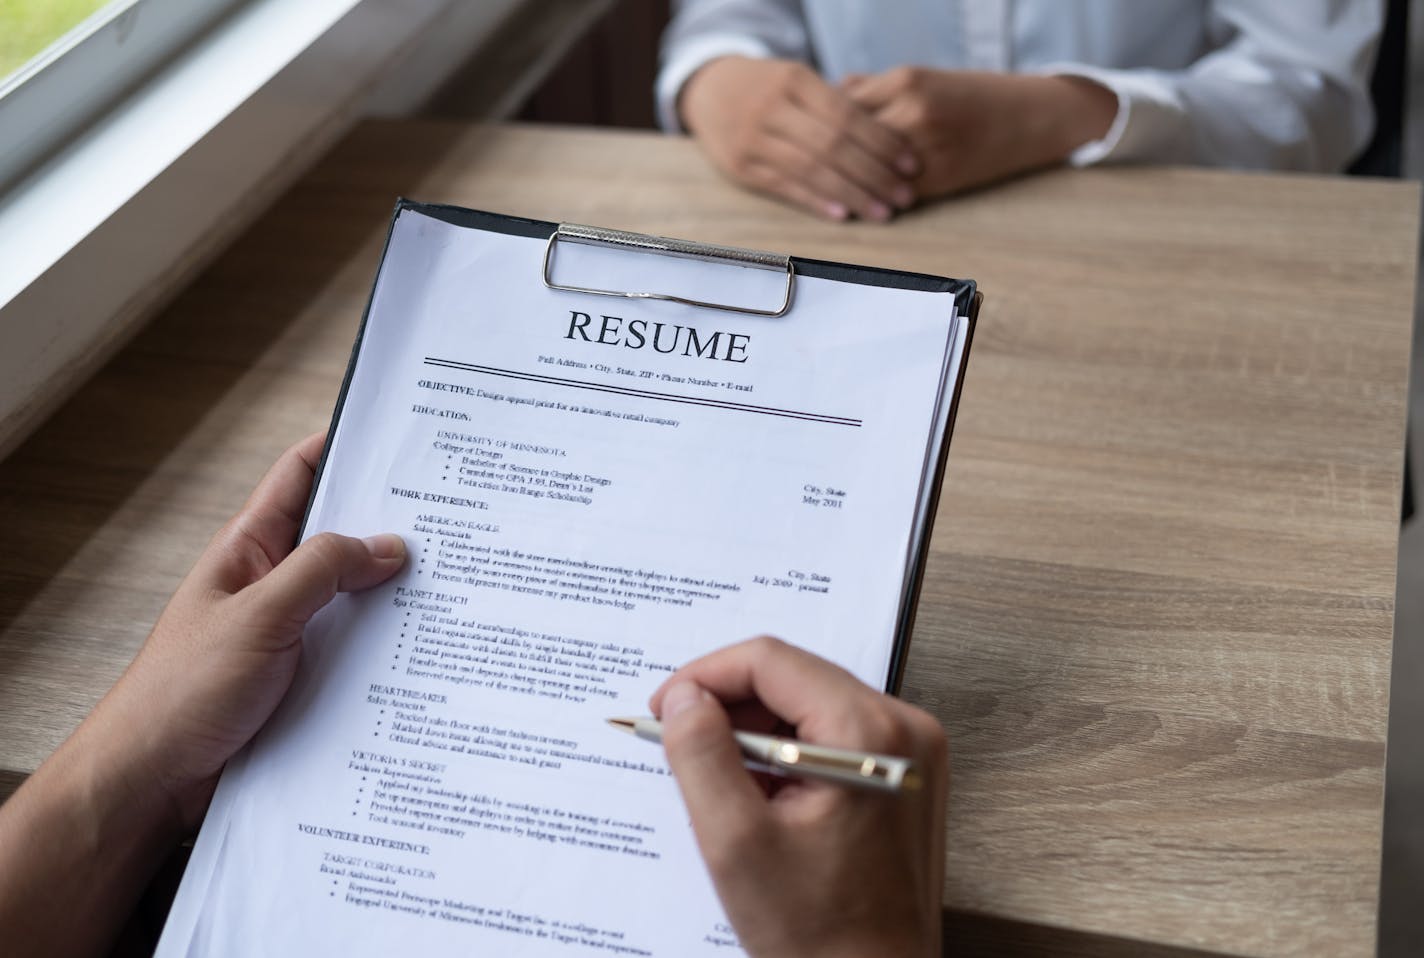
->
[607, 716, 920, 793]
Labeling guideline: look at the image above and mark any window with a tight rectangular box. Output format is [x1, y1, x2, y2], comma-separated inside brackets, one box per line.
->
[0, 0, 244, 191]
[0, 0, 527, 460]
[0, 0, 114, 81]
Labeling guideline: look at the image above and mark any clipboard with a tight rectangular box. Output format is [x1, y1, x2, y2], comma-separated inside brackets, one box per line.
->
[314, 199, 982, 697]
[160, 198, 982, 956]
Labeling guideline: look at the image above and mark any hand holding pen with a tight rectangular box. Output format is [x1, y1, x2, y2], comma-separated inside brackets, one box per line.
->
[647, 637, 948, 958]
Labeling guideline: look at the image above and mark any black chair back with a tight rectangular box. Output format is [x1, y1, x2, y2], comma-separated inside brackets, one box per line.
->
[1349, 0, 1409, 177]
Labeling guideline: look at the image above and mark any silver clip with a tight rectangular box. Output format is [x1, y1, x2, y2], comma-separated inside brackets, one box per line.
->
[542, 223, 794, 317]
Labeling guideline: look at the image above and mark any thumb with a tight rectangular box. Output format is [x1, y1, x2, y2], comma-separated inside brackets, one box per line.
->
[659, 682, 768, 845]
[244, 531, 406, 628]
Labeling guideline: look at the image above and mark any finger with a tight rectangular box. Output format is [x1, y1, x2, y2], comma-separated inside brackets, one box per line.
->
[788, 71, 918, 176]
[659, 687, 797, 798]
[766, 107, 915, 210]
[723, 698, 784, 736]
[651, 637, 881, 738]
[241, 431, 327, 529]
[241, 531, 406, 628]
[871, 101, 951, 197]
[191, 432, 329, 591]
[657, 680, 770, 846]
[757, 136, 893, 222]
[720, 699, 802, 798]
[842, 70, 905, 113]
[873, 96, 929, 137]
[742, 159, 850, 221]
[839, 72, 869, 92]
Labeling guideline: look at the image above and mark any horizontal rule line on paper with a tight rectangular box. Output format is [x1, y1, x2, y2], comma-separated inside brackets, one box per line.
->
[422, 358, 863, 427]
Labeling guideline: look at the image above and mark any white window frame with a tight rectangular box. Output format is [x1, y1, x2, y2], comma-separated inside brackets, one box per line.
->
[0, 0, 246, 191]
[0, 0, 531, 460]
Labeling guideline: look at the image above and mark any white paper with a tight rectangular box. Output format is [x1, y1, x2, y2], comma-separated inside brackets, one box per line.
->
[158, 208, 969, 957]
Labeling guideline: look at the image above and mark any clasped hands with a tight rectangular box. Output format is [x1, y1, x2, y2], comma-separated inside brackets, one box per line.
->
[679, 56, 1117, 220]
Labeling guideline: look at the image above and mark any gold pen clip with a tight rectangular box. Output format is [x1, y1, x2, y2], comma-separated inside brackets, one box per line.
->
[771, 742, 920, 791]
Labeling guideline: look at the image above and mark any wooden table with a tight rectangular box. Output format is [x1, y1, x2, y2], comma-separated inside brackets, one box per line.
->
[0, 122, 1414, 957]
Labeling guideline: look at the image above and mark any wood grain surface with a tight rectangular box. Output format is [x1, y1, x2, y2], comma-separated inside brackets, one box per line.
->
[0, 122, 1414, 957]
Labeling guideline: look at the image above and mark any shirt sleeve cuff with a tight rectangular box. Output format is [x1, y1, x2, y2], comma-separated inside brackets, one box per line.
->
[656, 34, 776, 133]
[1038, 63, 1187, 167]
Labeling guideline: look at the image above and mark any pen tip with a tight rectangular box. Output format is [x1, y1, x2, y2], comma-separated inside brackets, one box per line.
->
[606, 717, 636, 731]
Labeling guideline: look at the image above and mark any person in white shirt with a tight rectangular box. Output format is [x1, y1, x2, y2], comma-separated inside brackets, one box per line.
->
[658, 0, 1383, 221]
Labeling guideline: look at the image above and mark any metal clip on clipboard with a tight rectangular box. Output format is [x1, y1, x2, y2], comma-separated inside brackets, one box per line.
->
[541, 223, 795, 317]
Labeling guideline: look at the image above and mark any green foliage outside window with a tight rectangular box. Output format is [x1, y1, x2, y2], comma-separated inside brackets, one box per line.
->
[0, 0, 115, 82]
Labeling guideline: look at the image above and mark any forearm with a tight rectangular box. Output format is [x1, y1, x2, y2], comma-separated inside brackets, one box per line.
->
[1012, 75, 1118, 168]
[1048, 62, 1369, 171]
[1047, 0, 1381, 172]
[933, 72, 1117, 194]
[0, 434, 407, 957]
[0, 693, 182, 957]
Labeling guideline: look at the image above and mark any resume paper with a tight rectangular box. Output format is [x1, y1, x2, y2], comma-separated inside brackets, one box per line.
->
[157, 205, 970, 956]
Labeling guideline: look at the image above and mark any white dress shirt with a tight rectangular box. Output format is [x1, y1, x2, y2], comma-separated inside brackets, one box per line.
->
[657, 0, 1383, 172]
